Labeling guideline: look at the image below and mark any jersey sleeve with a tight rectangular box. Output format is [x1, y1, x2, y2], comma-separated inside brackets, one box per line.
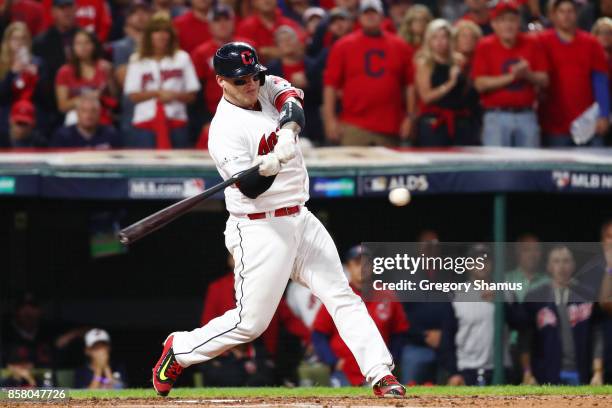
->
[261, 74, 304, 111]
[590, 36, 608, 74]
[123, 57, 143, 95]
[323, 40, 345, 88]
[55, 64, 72, 87]
[208, 126, 253, 181]
[470, 41, 489, 79]
[179, 51, 201, 92]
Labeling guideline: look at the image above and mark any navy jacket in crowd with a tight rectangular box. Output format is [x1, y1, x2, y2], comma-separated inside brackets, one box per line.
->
[516, 283, 597, 385]
[50, 125, 121, 149]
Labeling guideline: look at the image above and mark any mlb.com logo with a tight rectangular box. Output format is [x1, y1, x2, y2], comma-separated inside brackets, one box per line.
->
[552, 171, 571, 189]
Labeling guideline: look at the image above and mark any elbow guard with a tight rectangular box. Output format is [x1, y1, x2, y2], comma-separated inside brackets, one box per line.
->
[237, 171, 276, 199]
[279, 100, 305, 130]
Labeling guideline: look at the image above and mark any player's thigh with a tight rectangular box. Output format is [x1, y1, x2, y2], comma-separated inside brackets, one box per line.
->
[293, 211, 352, 302]
[225, 218, 298, 326]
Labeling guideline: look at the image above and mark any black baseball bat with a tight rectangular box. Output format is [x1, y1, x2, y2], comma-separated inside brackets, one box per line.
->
[118, 164, 260, 245]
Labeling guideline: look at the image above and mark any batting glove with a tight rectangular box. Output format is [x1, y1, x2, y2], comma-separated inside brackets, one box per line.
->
[254, 153, 281, 177]
[274, 128, 296, 164]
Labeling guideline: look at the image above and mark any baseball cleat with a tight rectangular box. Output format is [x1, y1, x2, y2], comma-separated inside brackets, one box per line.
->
[152, 335, 184, 396]
[373, 374, 406, 398]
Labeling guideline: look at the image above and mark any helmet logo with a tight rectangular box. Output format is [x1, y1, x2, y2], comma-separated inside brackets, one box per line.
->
[240, 50, 254, 65]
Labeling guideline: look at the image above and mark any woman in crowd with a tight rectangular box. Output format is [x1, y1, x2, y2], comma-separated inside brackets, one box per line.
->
[55, 30, 116, 126]
[398, 5, 433, 50]
[0, 22, 42, 132]
[414, 19, 480, 146]
[124, 12, 200, 148]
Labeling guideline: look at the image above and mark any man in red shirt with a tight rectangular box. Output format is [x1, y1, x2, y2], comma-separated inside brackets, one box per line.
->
[42, 0, 111, 42]
[539, 0, 610, 146]
[322, 0, 413, 146]
[472, 0, 549, 147]
[173, 0, 212, 53]
[312, 245, 408, 386]
[190, 4, 253, 148]
[236, 0, 304, 62]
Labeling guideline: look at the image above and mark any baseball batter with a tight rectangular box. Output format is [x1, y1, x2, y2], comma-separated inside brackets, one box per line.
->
[152, 42, 405, 398]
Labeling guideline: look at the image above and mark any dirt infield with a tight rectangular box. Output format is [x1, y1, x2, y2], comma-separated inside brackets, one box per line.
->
[1, 395, 610, 408]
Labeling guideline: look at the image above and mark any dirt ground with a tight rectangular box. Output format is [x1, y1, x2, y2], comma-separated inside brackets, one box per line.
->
[1, 395, 610, 408]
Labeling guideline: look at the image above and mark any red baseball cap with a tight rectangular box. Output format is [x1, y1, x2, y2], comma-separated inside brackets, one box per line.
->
[490, 0, 520, 19]
[10, 100, 35, 125]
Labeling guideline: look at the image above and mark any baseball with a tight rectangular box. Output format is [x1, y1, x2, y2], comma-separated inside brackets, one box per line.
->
[388, 187, 411, 206]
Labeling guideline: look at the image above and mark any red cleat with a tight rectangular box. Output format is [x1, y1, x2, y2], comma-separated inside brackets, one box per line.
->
[373, 375, 406, 398]
[152, 335, 184, 396]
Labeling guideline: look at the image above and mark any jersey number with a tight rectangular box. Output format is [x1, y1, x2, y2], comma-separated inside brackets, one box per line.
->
[258, 132, 278, 155]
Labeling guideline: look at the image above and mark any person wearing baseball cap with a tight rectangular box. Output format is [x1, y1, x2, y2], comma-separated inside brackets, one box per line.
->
[323, 0, 414, 146]
[1, 100, 46, 148]
[75, 328, 127, 389]
[471, 0, 549, 147]
[303, 7, 327, 36]
[538, 0, 610, 146]
[311, 243, 409, 386]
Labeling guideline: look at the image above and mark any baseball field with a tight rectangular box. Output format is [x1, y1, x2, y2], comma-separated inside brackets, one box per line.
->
[3, 385, 608, 407]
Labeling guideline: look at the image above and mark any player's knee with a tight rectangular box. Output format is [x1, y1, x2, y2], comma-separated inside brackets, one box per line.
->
[238, 319, 270, 340]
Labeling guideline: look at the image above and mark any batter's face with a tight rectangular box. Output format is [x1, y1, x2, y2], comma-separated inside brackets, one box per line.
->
[217, 73, 261, 108]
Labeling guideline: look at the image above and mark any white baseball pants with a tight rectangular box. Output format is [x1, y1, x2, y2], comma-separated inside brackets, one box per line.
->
[171, 207, 394, 385]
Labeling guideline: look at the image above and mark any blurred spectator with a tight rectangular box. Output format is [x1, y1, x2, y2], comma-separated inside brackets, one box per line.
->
[267, 25, 323, 141]
[472, 0, 549, 147]
[323, 0, 413, 146]
[579, 0, 612, 31]
[280, 0, 311, 25]
[1, 293, 54, 368]
[32, 0, 78, 128]
[200, 253, 236, 326]
[74, 328, 127, 389]
[124, 12, 199, 148]
[0, 346, 39, 387]
[453, 20, 482, 69]
[461, 0, 492, 35]
[41, 0, 112, 43]
[50, 93, 120, 148]
[111, 0, 152, 138]
[237, 0, 305, 62]
[592, 16, 612, 142]
[55, 29, 116, 126]
[539, 0, 610, 147]
[0, 0, 45, 37]
[173, 0, 212, 53]
[415, 19, 480, 146]
[152, 0, 187, 18]
[286, 281, 322, 330]
[505, 234, 548, 384]
[398, 4, 433, 50]
[302, 7, 326, 37]
[441, 244, 511, 386]
[336, 0, 395, 33]
[518, 246, 603, 385]
[389, 0, 411, 30]
[0, 100, 47, 147]
[191, 4, 252, 148]
[0, 22, 42, 131]
[312, 244, 408, 386]
[306, 7, 353, 60]
[400, 230, 447, 385]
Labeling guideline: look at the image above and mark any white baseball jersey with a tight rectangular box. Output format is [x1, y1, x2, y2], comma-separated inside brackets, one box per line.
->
[208, 75, 309, 216]
[124, 50, 200, 124]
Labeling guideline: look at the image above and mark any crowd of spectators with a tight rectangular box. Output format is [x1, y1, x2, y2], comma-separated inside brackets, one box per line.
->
[0, 0, 611, 149]
[2, 220, 612, 387]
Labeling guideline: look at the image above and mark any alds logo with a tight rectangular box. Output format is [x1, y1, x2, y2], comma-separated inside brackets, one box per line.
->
[258, 129, 279, 155]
